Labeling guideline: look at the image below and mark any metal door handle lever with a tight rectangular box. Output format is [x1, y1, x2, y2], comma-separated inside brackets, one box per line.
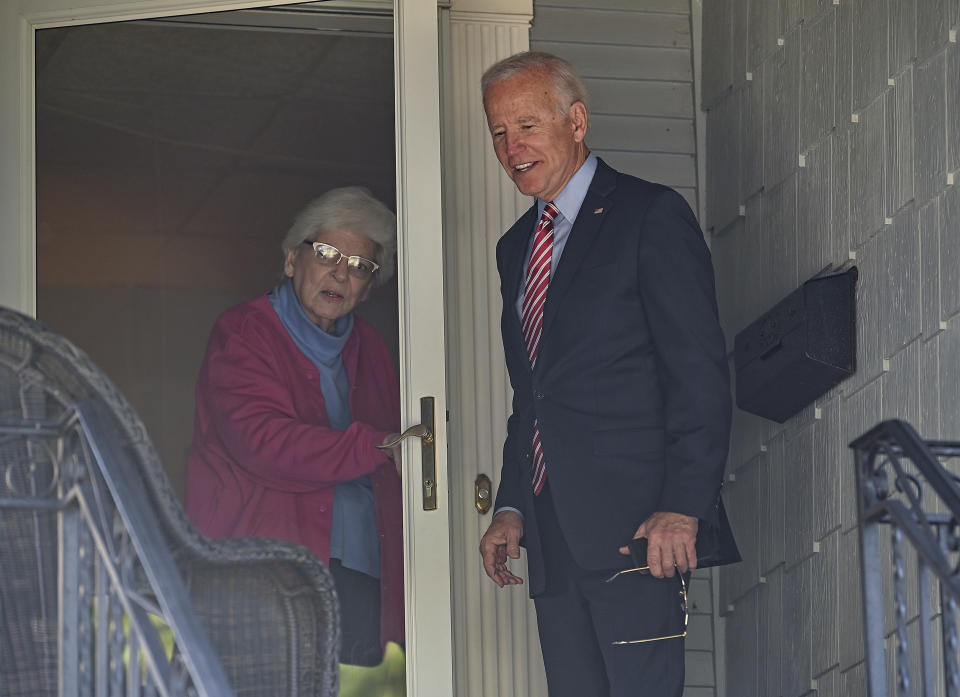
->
[375, 423, 434, 449]
[373, 397, 438, 511]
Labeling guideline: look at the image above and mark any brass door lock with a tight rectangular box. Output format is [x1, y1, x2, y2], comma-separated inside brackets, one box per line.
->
[475, 474, 492, 514]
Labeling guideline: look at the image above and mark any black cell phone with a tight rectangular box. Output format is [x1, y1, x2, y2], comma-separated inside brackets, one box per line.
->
[627, 537, 649, 570]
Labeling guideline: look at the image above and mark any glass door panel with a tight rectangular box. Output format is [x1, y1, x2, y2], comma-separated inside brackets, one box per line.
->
[4, 1, 454, 694]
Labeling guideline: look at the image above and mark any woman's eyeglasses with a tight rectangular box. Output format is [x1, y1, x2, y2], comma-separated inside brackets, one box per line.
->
[302, 241, 380, 279]
[605, 565, 688, 645]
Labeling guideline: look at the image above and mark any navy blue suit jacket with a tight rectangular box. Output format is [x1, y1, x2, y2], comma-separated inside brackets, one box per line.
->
[494, 159, 734, 596]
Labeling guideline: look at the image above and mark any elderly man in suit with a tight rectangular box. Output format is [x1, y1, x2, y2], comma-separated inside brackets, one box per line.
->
[478, 51, 736, 697]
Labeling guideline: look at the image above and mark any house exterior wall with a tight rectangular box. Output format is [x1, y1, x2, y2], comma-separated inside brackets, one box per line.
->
[703, 1, 960, 695]
[531, 0, 701, 212]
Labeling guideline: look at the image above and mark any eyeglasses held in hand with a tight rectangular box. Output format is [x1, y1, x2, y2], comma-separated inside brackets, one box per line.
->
[605, 565, 688, 645]
[302, 241, 380, 279]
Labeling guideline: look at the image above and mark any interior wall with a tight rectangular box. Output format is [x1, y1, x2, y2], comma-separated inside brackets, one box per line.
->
[703, 1, 960, 695]
[35, 19, 397, 499]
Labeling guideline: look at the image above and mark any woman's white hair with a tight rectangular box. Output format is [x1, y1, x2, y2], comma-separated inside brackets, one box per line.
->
[480, 51, 590, 115]
[281, 187, 397, 286]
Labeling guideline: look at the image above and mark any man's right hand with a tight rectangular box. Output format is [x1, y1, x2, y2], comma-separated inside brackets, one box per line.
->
[479, 510, 525, 587]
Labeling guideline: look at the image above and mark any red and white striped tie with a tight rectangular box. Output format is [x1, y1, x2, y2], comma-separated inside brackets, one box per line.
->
[521, 202, 559, 495]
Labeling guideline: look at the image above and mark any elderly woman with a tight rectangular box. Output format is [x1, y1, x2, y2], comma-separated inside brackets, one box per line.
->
[185, 187, 403, 667]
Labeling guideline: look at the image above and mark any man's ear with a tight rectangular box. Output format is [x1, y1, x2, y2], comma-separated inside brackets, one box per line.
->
[569, 100, 588, 143]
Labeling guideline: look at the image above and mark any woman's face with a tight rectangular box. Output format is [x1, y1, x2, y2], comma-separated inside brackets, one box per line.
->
[284, 227, 380, 332]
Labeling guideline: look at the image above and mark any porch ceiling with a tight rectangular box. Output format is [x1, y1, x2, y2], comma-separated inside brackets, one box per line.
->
[36, 13, 395, 257]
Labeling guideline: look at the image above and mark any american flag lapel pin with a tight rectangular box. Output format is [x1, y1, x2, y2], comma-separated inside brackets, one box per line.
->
[593, 207, 604, 215]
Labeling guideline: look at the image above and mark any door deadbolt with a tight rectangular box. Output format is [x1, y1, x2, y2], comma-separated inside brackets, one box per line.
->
[475, 474, 492, 514]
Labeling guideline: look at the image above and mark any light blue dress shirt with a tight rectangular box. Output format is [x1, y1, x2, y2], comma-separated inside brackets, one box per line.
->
[514, 153, 599, 319]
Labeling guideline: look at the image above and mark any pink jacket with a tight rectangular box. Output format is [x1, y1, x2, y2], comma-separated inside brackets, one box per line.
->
[185, 294, 404, 647]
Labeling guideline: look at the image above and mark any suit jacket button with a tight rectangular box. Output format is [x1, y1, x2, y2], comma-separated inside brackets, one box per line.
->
[535, 392, 544, 400]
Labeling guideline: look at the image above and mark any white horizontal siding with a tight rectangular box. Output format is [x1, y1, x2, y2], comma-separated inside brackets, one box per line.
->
[531, 1, 698, 192]
[592, 150, 696, 186]
[587, 77, 694, 118]
[533, 7, 691, 48]
[589, 114, 695, 153]
[537, 0, 689, 12]
[530, 41, 693, 81]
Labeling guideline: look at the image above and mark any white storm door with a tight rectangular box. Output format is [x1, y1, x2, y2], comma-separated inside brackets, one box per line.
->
[0, 1, 454, 696]
[392, 0, 456, 695]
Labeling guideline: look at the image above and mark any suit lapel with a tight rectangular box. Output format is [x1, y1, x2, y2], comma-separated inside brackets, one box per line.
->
[540, 160, 617, 347]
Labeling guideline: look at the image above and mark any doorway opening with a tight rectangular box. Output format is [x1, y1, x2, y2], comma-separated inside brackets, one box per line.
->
[35, 4, 398, 499]
[35, 3, 407, 684]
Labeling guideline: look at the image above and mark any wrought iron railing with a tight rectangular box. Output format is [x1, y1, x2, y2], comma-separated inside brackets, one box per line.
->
[851, 419, 960, 697]
[0, 398, 235, 697]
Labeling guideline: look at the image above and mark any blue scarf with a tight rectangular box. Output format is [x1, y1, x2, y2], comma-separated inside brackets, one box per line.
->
[269, 278, 353, 429]
[268, 279, 380, 579]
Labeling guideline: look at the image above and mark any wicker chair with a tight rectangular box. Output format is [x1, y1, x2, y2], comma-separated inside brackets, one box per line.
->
[0, 307, 339, 697]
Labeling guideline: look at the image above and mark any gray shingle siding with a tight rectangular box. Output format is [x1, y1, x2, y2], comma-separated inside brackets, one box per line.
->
[705, 1, 960, 695]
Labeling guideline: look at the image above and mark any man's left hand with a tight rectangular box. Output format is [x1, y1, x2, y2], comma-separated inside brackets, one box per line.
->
[619, 512, 698, 578]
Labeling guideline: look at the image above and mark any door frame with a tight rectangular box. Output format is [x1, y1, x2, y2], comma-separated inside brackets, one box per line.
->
[0, 1, 453, 694]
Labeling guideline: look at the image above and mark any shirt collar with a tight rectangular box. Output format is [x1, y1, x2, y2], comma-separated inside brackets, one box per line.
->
[537, 152, 598, 223]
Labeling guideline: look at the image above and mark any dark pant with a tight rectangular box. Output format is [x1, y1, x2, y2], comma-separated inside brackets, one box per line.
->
[328, 558, 382, 666]
[532, 485, 686, 697]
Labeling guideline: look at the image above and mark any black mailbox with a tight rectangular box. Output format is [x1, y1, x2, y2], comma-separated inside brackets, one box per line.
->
[734, 267, 857, 423]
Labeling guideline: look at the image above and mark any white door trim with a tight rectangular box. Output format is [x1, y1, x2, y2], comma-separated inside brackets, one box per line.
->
[392, 0, 455, 694]
[440, 5, 557, 695]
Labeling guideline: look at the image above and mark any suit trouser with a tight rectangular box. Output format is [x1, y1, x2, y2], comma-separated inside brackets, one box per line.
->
[532, 484, 686, 697]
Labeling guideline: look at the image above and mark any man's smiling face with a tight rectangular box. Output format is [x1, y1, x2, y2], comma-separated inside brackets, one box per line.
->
[483, 68, 588, 202]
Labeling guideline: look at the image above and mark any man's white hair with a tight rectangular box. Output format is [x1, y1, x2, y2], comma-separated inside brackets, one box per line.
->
[481, 51, 590, 116]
